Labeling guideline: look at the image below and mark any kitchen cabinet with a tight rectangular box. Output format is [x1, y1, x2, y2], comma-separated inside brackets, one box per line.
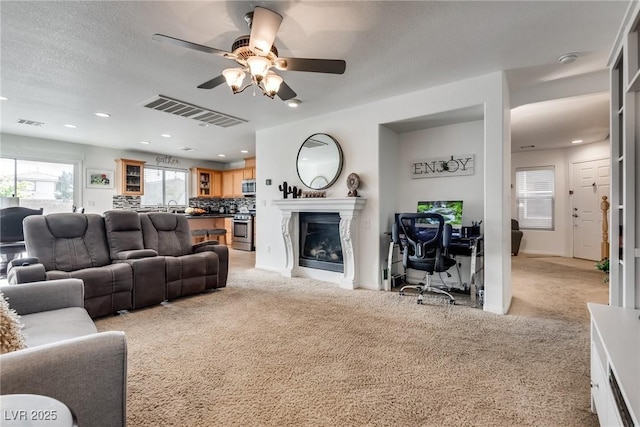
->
[243, 167, 255, 179]
[115, 158, 145, 195]
[222, 169, 245, 197]
[191, 168, 222, 198]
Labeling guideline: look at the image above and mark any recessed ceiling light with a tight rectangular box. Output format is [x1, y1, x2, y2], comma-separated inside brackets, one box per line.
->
[287, 99, 301, 108]
[557, 53, 579, 64]
[198, 123, 210, 127]
[571, 139, 583, 144]
[0, 96, 8, 101]
[301, 157, 309, 161]
[140, 141, 151, 145]
[161, 134, 171, 138]
[218, 154, 226, 157]
[94, 112, 111, 118]
[64, 124, 77, 129]
[240, 150, 249, 154]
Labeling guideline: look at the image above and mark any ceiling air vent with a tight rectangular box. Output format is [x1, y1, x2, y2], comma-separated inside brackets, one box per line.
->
[141, 95, 247, 128]
[17, 119, 45, 127]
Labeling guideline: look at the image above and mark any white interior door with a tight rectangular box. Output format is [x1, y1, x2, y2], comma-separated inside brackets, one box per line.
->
[571, 158, 610, 260]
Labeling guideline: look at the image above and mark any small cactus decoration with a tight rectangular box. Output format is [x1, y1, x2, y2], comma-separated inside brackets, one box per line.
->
[279, 181, 302, 199]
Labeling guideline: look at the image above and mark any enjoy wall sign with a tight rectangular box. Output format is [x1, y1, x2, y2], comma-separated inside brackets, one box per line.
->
[411, 154, 474, 178]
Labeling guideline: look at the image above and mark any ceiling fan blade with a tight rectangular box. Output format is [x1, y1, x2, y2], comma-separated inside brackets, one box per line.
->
[274, 58, 346, 74]
[197, 75, 227, 89]
[152, 34, 231, 57]
[249, 7, 283, 56]
[277, 81, 297, 101]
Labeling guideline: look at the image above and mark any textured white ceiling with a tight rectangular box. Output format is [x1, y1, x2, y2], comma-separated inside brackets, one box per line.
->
[0, 1, 631, 162]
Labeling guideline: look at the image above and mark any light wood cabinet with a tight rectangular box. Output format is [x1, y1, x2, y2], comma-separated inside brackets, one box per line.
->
[115, 158, 145, 195]
[243, 167, 255, 179]
[191, 168, 222, 198]
[221, 169, 246, 197]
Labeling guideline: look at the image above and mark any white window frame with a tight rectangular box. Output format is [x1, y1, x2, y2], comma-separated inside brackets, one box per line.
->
[515, 166, 555, 231]
[141, 166, 188, 207]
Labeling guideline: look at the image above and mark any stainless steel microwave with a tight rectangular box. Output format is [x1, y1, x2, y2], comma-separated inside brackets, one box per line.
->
[241, 179, 256, 196]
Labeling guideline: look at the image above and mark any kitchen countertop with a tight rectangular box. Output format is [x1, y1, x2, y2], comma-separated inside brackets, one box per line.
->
[184, 214, 236, 219]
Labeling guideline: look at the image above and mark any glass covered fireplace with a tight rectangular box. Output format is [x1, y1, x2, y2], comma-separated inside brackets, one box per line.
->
[299, 212, 343, 273]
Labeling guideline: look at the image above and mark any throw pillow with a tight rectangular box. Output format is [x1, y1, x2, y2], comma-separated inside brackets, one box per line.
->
[0, 291, 26, 354]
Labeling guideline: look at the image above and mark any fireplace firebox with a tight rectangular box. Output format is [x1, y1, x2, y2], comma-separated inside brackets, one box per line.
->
[299, 212, 343, 273]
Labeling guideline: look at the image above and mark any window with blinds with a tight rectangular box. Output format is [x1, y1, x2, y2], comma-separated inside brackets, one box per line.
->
[515, 167, 555, 230]
[141, 167, 187, 207]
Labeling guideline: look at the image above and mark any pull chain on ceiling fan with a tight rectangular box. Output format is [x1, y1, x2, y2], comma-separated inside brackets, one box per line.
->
[152, 6, 346, 101]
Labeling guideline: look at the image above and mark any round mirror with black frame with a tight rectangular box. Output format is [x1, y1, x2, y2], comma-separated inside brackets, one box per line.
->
[296, 133, 344, 190]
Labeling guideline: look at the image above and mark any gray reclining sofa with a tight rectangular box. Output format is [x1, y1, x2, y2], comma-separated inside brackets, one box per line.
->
[8, 211, 229, 318]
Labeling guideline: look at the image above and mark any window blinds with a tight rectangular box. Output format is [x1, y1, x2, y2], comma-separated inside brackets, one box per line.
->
[515, 167, 555, 230]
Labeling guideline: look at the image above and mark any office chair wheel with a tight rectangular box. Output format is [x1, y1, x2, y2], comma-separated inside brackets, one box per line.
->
[448, 299, 456, 305]
[399, 290, 405, 296]
[417, 299, 423, 305]
[417, 294, 424, 304]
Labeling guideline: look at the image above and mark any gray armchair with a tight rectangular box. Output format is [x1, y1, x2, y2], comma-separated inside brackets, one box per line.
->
[0, 279, 127, 427]
[512, 219, 524, 256]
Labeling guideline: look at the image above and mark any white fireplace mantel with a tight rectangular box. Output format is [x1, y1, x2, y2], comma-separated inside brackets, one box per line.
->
[273, 198, 366, 289]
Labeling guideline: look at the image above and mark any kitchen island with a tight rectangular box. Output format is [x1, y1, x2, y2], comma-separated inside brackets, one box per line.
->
[185, 214, 235, 245]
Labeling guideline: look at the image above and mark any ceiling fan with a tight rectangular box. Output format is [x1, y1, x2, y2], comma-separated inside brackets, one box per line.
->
[152, 6, 346, 101]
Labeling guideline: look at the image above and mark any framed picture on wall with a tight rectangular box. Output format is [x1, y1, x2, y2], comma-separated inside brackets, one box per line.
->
[86, 168, 114, 189]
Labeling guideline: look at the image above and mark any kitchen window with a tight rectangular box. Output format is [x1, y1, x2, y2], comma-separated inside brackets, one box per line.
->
[141, 166, 187, 207]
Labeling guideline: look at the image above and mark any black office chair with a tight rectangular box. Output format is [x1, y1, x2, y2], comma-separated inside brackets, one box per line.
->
[392, 213, 457, 305]
[0, 207, 44, 276]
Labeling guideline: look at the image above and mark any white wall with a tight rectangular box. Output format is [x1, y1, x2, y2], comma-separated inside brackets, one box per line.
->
[256, 71, 512, 314]
[395, 120, 485, 225]
[0, 133, 225, 214]
[511, 139, 610, 256]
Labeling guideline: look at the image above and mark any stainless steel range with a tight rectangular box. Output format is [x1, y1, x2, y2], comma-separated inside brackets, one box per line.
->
[231, 213, 254, 251]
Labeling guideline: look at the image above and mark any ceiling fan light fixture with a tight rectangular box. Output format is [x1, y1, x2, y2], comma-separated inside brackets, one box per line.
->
[223, 68, 246, 93]
[263, 72, 283, 98]
[247, 56, 271, 82]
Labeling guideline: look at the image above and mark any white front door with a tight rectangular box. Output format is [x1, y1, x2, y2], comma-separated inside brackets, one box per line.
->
[571, 158, 610, 261]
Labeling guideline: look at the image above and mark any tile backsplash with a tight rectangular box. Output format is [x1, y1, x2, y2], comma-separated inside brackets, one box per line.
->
[112, 195, 255, 213]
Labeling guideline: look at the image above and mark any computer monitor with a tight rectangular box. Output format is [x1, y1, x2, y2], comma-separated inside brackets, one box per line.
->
[416, 200, 464, 229]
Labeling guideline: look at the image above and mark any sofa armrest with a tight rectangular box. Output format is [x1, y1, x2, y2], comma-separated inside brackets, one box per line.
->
[194, 244, 229, 287]
[7, 263, 46, 284]
[114, 249, 158, 260]
[0, 331, 127, 427]
[0, 279, 85, 315]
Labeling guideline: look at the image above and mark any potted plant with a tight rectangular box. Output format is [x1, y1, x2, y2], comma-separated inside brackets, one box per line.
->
[595, 258, 609, 283]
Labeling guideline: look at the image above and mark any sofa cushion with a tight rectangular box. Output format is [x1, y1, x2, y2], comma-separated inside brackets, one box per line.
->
[20, 307, 97, 347]
[103, 210, 147, 260]
[0, 292, 26, 354]
[140, 213, 193, 257]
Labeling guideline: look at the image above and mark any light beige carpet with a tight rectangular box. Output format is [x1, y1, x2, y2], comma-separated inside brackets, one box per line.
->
[96, 257, 606, 426]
